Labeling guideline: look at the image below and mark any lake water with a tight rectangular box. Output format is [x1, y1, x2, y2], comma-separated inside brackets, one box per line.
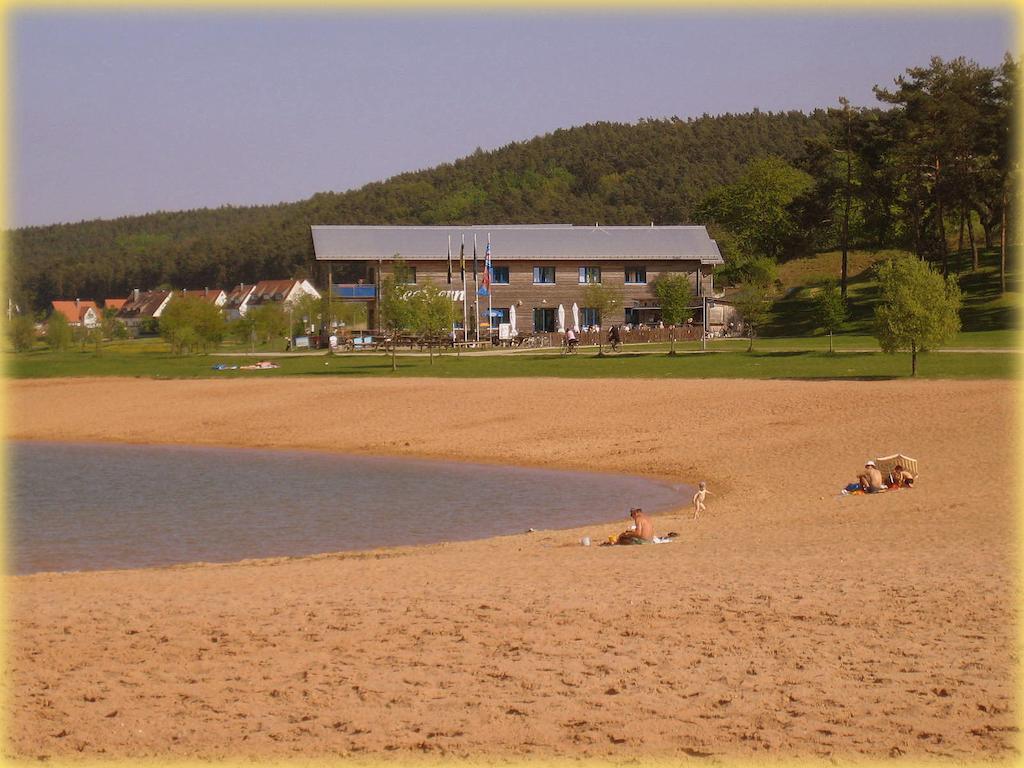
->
[9, 441, 688, 575]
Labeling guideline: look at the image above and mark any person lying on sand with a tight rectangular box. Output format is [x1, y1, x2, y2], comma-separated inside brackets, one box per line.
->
[616, 508, 654, 544]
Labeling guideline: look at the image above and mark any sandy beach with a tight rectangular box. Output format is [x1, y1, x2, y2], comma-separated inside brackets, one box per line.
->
[5, 376, 1019, 763]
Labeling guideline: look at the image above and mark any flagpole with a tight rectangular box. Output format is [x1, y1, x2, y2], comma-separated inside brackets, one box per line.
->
[460, 234, 468, 342]
[487, 232, 492, 345]
[473, 233, 480, 343]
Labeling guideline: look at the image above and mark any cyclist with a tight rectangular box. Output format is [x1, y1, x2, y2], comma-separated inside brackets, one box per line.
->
[608, 324, 622, 352]
[565, 327, 579, 354]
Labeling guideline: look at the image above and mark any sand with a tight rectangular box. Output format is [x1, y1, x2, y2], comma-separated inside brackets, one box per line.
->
[5, 376, 1019, 763]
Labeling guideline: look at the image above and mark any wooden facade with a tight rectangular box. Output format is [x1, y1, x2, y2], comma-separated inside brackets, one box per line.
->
[367, 259, 713, 331]
[312, 224, 723, 334]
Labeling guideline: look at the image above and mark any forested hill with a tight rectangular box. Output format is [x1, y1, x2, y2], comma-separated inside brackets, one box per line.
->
[10, 110, 832, 310]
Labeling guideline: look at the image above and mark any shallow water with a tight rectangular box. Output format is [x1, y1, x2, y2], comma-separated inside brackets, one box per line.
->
[9, 441, 689, 574]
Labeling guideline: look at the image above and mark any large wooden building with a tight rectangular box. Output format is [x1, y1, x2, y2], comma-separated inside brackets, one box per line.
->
[310, 224, 723, 333]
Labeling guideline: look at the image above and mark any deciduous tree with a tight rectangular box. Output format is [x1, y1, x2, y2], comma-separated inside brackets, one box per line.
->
[46, 312, 72, 351]
[813, 279, 847, 353]
[654, 274, 693, 355]
[873, 252, 961, 376]
[7, 315, 36, 352]
[582, 283, 623, 356]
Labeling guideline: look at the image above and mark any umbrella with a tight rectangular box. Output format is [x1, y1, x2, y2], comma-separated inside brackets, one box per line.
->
[509, 305, 517, 336]
[557, 304, 565, 333]
[571, 302, 580, 333]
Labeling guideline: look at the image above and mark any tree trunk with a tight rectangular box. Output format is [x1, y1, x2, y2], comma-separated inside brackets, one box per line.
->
[981, 214, 994, 250]
[391, 339, 397, 371]
[935, 161, 949, 276]
[841, 119, 852, 298]
[668, 328, 676, 356]
[910, 198, 923, 258]
[829, 330, 834, 354]
[957, 205, 966, 274]
[967, 212, 979, 270]
[748, 331, 754, 353]
[911, 340, 917, 377]
[1001, 186, 1007, 294]
[429, 342, 434, 365]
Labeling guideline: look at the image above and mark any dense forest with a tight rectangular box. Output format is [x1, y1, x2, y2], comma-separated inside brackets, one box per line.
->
[7, 55, 1016, 312]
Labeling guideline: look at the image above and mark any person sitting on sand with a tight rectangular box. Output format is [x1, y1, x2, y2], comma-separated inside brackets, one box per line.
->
[889, 464, 915, 488]
[692, 481, 711, 519]
[616, 508, 654, 544]
[844, 460, 885, 494]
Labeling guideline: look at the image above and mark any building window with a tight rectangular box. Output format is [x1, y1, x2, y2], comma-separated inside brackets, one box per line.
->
[580, 307, 601, 327]
[491, 266, 510, 284]
[625, 266, 647, 284]
[399, 267, 417, 285]
[579, 266, 602, 284]
[533, 266, 556, 284]
[491, 307, 511, 324]
[533, 308, 557, 332]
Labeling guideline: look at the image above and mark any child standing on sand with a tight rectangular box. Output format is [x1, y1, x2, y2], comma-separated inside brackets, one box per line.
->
[693, 482, 711, 519]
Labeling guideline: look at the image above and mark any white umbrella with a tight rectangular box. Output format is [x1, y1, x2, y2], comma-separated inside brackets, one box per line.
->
[571, 302, 580, 333]
[557, 304, 565, 333]
[509, 304, 517, 336]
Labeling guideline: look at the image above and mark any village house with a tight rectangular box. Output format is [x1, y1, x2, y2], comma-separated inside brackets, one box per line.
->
[178, 288, 227, 306]
[223, 279, 320, 320]
[116, 289, 173, 329]
[222, 284, 255, 320]
[51, 299, 101, 328]
[311, 224, 724, 333]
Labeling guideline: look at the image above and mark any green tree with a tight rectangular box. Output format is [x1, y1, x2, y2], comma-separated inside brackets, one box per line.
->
[249, 304, 288, 348]
[813, 279, 847, 353]
[160, 297, 227, 354]
[698, 155, 815, 261]
[873, 253, 961, 376]
[7, 315, 37, 352]
[46, 312, 72, 351]
[378, 261, 417, 371]
[410, 282, 455, 364]
[653, 274, 694, 355]
[292, 293, 323, 336]
[230, 313, 258, 352]
[582, 283, 624, 356]
[733, 281, 775, 352]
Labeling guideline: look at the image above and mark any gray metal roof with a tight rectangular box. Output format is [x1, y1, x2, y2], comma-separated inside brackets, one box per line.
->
[311, 225, 722, 264]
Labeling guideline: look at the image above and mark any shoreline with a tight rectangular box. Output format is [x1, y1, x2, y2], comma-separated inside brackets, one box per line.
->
[11, 437, 694, 578]
[6, 376, 1017, 762]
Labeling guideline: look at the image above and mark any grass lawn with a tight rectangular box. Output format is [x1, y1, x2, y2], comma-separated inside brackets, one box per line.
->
[764, 247, 1019, 338]
[6, 247, 1016, 381]
[5, 343, 1016, 380]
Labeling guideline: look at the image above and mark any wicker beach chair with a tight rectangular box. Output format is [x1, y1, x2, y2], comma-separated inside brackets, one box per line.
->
[875, 454, 919, 484]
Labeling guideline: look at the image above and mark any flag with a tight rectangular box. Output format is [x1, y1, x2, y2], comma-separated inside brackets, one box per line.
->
[479, 240, 491, 296]
[447, 235, 452, 284]
[459, 235, 465, 282]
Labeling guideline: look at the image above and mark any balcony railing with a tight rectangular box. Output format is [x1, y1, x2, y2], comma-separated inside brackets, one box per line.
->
[333, 284, 376, 299]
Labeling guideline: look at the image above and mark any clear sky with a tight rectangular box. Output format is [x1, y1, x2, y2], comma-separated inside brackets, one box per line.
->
[11, 9, 1014, 228]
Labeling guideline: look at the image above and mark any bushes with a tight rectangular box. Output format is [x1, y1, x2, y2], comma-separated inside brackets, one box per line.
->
[159, 297, 226, 354]
[7, 316, 37, 352]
